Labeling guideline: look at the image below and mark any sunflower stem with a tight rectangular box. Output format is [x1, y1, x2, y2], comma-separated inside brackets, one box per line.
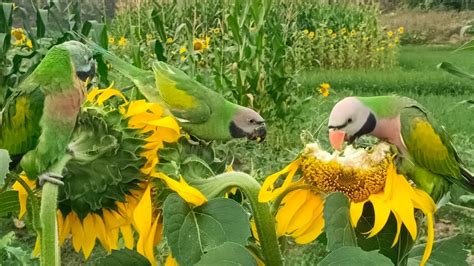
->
[40, 154, 72, 266]
[192, 172, 283, 266]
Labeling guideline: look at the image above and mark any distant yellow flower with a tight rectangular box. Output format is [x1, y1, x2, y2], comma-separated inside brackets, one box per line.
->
[308, 31, 315, 39]
[146, 34, 153, 41]
[179, 46, 187, 54]
[166, 37, 173, 44]
[387, 31, 394, 38]
[340, 27, 347, 34]
[303, 29, 309, 35]
[319, 83, 331, 97]
[180, 55, 186, 62]
[259, 143, 436, 265]
[388, 43, 395, 49]
[108, 36, 115, 45]
[193, 37, 210, 52]
[118, 36, 127, 46]
[350, 30, 357, 37]
[331, 33, 337, 39]
[11, 28, 26, 41]
[212, 28, 220, 34]
[26, 39, 32, 49]
[398, 26, 405, 34]
[394, 36, 400, 44]
[327, 28, 333, 35]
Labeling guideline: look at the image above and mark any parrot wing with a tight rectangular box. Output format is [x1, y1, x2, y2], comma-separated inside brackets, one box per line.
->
[152, 62, 212, 124]
[0, 82, 44, 156]
[400, 105, 472, 190]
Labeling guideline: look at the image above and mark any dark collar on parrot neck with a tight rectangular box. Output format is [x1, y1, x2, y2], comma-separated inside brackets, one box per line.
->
[354, 112, 376, 138]
[229, 121, 247, 138]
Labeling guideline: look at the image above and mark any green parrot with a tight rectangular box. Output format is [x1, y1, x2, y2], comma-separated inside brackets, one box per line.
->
[82, 38, 266, 141]
[328, 96, 474, 202]
[0, 40, 95, 184]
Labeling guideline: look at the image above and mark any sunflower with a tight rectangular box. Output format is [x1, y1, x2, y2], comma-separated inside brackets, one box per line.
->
[193, 37, 210, 52]
[259, 142, 436, 265]
[13, 86, 206, 265]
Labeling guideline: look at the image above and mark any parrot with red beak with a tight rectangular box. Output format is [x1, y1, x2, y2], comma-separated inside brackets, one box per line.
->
[328, 96, 473, 201]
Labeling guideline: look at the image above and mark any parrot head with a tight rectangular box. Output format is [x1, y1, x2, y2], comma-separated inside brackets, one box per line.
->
[57, 40, 96, 82]
[328, 97, 376, 150]
[230, 107, 266, 142]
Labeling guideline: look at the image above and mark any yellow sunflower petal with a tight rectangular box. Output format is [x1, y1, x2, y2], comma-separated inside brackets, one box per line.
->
[294, 210, 324, 244]
[33, 237, 41, 257]
[144, 216, 159, 266]
[390, 174, 417, 240]
[367, 193, 391, 237]
[125, 100, 155, 118]
[391, 212, 403, 247]
[286, 191, 319, 234]
[108, 228, 119, 250]
[134, 185, 153, 255]
[70, 214, 84, 253]
[292, 192, 324, 237]
[82, 214, 97, 259]
[421, 212, 434, 266]
[92, 213, 110, 252]
[152, 172, 207, 206]
[349, 201, 365, 227]
[165, 254, 178, 266]
[12, 174, 36, 219]
[86, 88, 102, 103]
[259, 159, 301, 202]
[120, 225, 134, 249]
[59, 212, 73, 246]
[275, 190, 307, 236]
[96, 87, 128, 106]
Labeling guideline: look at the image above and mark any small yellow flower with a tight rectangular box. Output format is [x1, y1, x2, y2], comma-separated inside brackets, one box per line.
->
[26, 39, 32, 49]
[11, 28, 26, 41]
[398, 26, 405, 34]
[340, 27, 347, 34]
[108, 36, 115, 45]
[180, 55, 186, 62]
[394, 36, 400, 44]
[387, 31, 394, 38]
[303, 29, 309, 35]
[350, 30, 357, 37]
[212, 28, 220, 34]
[118, 36, 127, 46]
[327, 28, 333, 35]
[179, 46, 187, 54]
[308, 31, 315, 39]
[166, 37, 173, 44]
[319, 83, 331, 97]
[331, 33, 337, 39]
[388, 43, 395, 49]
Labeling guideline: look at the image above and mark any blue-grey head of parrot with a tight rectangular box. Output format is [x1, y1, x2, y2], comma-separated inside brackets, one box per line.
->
[59, 40, 96, 82]
[328, 97, 377, 150]
[230, 107, 266, 142]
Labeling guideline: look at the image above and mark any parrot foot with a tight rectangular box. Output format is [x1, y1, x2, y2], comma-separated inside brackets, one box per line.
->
[38, 172, 64, 186]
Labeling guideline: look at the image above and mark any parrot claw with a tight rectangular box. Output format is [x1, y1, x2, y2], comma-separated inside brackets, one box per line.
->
[39, 172, 64, 186]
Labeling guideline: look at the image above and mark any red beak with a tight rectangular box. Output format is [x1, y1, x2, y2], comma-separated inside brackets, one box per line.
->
[329, 129, 346, 151]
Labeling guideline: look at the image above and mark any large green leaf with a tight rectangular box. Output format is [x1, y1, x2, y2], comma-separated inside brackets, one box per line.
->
[437, 62, 474, 80]
[163, 194, 251, 266]
[323, 192, 357, 251]
[0, 191, 19, 216]
[407, 235, 469, 266]
[96, 249, 151, 266]
[0, 149, 11, 186]
[196, 242, 257, 266]
[319, 246, 393, 266]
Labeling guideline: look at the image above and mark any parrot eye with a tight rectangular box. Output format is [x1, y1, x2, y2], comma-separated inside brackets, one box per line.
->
[249, 119, 255, 124]
[347, 118, 353, 123]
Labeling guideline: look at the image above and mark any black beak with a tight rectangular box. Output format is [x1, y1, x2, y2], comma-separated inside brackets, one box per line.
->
[76, 61, 96, 82]
[248, 124, 266, 142]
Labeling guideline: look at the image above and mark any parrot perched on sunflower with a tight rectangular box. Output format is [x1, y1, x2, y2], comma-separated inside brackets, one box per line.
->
[328, 96, 474, 202]
[80, 37, 266, 142]
[0, 40, 95, 184]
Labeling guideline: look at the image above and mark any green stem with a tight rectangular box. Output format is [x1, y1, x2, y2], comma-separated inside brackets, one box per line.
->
[40, 154, 72, 266]
[192, 172, 283, 266]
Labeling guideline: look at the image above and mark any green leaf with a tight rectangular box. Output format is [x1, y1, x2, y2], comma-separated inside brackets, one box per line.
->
[323, 192, 357, 251]
[0, 3, 13, 34]
[196, 242, 257, 266]
[0, 149, 11, 186]
[0, 191, 19, 216]
[0, 231, 15, 249]
[163, 194, 251, 266]
[437, 62, 474, 80]
[96, 249, 151, 266]
[151, 8, 167, 42]
[319, 246, 393, 266]
[408, 235, 469, 266]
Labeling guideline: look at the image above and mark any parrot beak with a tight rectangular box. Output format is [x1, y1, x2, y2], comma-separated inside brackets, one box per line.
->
[329, 129, 346, 151]
[249, 125, 266, 142]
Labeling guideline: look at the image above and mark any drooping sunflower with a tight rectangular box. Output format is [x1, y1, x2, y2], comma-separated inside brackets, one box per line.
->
[259, 142, 436, 265]
[13, 85, 207, 265]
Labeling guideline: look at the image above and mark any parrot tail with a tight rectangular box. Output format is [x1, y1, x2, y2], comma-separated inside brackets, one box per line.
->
[460, 166, 474, 192]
